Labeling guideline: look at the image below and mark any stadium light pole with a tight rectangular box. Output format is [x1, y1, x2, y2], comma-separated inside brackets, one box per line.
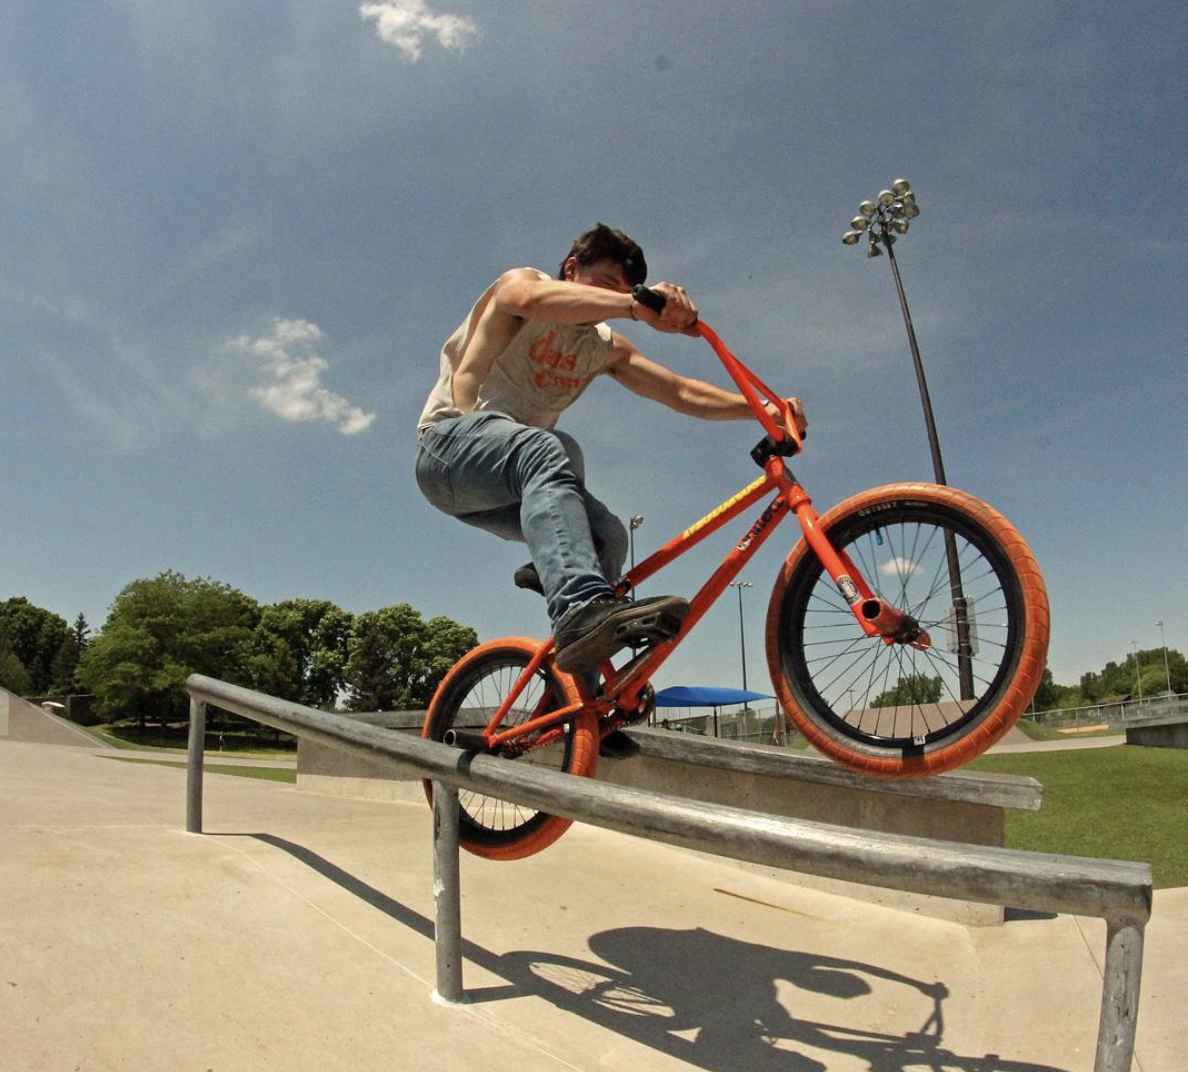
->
[1156, 620, 1172, 696]
[627, 515, 646, 651]
[628, 515, 645, 572]
[842, 179, 974, 700]
[1131, 642, 1143, 703]
[728, 580, 752, 694]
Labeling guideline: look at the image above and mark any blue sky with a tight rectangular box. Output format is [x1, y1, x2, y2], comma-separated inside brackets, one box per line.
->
[3, 1, 1184, 693]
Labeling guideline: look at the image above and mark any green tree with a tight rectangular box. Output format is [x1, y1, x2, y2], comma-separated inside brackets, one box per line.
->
[1044, 645, 1186, 708]
[0, 637, 32, 695]
[345, 605, 476, 711]
[49, 634, 80, 695]
[46, 611, 92, 695]
[78, 571, 261, 726]
[248, 599, 353, 708]
[1079, 671, 1103, 703]
[0, 597, 70, 694]
[872, 673, 943, 708]
[1032, 667, 1065, 711]
[71, 612, 91, 654]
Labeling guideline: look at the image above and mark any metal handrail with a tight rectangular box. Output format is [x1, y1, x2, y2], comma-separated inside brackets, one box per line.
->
[184, 674, 1151, 1072]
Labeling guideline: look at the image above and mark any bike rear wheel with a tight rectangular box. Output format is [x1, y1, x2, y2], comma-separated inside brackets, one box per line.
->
[422, 637, 599, 860]
[766, 483, 1048, 777]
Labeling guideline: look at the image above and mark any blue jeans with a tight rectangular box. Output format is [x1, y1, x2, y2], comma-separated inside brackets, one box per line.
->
[415, 412, 628, 628]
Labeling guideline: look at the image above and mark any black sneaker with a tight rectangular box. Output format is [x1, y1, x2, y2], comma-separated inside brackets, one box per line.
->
[513, 562, 544, 596]
[554, 595, 689, 674]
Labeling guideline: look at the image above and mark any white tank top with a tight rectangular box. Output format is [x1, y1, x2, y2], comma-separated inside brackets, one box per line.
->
[417, 270, 615, 433]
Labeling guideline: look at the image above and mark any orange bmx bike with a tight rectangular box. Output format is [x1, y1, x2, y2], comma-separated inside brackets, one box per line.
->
[423, 285, 1049, 860]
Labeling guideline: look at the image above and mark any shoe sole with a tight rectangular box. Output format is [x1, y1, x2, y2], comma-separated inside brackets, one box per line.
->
[555, 599, 688, 674]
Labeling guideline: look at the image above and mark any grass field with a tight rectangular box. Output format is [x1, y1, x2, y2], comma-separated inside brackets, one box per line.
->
[104, 756, 297, 783]
[970, 745, 1187, 888]
[86, 723, 297, 758]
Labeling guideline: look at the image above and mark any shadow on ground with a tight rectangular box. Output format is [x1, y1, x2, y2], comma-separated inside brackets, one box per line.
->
[224, 833, 1070, 1072]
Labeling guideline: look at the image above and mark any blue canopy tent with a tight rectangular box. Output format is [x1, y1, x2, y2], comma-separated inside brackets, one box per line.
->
[653, 685, 775, 739]
[655, 686, 773, 708]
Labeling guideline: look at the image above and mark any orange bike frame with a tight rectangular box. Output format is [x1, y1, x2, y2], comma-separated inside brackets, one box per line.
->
[482, 320, 901, 751]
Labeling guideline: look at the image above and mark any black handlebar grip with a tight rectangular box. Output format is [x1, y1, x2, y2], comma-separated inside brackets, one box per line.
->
[631, 284, 666, 314]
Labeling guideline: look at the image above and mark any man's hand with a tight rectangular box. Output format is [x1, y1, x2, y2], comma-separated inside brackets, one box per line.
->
[764, 397, 808, 441]
[633, 281, 699, 335]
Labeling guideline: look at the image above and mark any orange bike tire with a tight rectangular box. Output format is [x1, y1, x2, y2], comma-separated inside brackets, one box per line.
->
[422, 636, 599, 861]
[765, 483, 1049, 778]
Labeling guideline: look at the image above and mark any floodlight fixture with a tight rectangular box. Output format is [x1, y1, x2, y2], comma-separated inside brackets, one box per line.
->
[850, 216, 868, 231]
[891, 178, 912, 196]
[858, 200, 877, 218]
[842, 230, 862, 245]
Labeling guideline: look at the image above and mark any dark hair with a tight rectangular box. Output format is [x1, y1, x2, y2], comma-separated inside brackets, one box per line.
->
[559, 223, 647, 286]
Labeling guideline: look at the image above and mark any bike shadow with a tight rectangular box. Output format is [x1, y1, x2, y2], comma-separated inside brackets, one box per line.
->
[228, 834, 1070, 1072]
[501, 925, 1075, 1072]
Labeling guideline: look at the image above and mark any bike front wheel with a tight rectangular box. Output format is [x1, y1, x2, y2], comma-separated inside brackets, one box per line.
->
[766, 483, 1049, 777]
[422, 637, 599, 860]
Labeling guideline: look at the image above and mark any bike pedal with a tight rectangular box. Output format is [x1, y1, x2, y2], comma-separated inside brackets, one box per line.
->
[613, 611, 682, 644]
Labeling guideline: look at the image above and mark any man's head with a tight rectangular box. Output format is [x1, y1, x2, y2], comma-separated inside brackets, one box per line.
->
[559, 223, 647, 290]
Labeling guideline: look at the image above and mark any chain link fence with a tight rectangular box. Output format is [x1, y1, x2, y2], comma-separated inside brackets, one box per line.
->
[650, 703, 805, 747]
[1031, 692, 1188, 730]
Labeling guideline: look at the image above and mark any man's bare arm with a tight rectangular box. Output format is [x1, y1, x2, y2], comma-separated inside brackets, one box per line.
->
[493, 268, 637, 325]
[606, 333, 808, 432]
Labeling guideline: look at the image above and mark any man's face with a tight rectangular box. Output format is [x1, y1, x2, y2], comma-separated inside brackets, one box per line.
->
[566, 257, 631, 293]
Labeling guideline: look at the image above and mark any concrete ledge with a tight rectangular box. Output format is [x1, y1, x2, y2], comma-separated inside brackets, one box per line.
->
[296, 715, 1043, 925]
[601, 729, 1041, 926]
[297, 711, 427, 802]
[621, 726, 1043, 810]
[1126, 713, 1188, 749]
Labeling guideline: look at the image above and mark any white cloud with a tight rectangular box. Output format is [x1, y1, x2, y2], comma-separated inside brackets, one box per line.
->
[879, 557, 921, 577]
[228, 318, 376, 435]
[359, 0, 478, 62]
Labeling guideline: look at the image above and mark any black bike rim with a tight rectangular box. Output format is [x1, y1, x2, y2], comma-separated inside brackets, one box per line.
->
[780, 500, 1024, 751]
[430, 654, 573, 843]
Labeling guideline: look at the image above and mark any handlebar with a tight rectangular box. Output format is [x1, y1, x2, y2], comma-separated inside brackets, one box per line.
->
[631, 284, 802, 455]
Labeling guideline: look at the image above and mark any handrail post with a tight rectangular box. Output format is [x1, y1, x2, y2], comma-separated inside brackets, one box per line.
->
[1094, 914, 1146, 1072]
[186, 696, 206, 833]
[432, 781, 465, 1005]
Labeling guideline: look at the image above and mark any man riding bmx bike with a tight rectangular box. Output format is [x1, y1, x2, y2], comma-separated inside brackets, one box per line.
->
[414, 223, 807, 675]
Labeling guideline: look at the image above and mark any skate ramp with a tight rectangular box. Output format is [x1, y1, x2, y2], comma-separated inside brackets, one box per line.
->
[0, 687, 95, 747]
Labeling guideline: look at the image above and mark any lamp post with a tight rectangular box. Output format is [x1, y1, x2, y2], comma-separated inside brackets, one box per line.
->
[728, 580, 752, 694]
[628, 515, 645, 572]
[842, 179, 974, 700]
[1156, 620, 1172, 697]
[627, 515, 646, 652]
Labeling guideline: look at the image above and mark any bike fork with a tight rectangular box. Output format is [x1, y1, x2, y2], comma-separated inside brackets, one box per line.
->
[775, 462, 932, 650]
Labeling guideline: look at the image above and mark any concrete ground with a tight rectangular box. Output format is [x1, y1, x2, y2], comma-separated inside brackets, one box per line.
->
[1, 735, 1183, 1072]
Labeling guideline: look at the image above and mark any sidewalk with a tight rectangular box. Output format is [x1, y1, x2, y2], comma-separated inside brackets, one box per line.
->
[988, 734, 1126, 754]
[0, 737, 1181, 1071]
